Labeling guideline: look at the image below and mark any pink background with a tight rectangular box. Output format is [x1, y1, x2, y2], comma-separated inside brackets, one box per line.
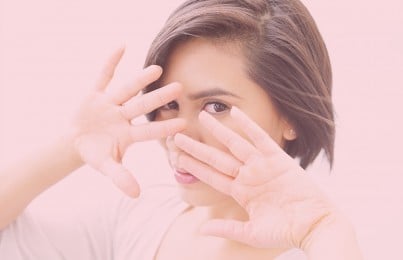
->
[1, 0, 402, 258]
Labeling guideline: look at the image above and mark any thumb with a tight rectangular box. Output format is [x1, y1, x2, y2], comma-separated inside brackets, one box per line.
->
[99, 157, 140, 198]
[200, 219, 253, 245]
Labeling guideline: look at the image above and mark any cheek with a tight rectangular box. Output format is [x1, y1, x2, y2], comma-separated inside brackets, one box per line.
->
[259, 120, 284, 145]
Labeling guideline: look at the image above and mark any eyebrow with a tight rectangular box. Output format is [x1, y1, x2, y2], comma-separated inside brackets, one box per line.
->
[187, 87, 242, 100]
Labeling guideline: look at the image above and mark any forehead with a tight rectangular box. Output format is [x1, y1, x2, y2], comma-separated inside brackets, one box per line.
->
[160, 38, 251, 93]
[157, 38, 283, 135]
[158, 37, 280, 114]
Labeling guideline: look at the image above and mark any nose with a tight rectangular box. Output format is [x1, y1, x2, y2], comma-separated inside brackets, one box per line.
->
[177, 112, 203, 143]
[164, 112, 203, 168]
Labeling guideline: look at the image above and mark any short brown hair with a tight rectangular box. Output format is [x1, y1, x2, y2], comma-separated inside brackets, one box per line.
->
[143, 0, 335, 169]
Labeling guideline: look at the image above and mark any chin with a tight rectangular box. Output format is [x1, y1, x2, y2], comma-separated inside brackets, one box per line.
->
[176, 182, 232, 207]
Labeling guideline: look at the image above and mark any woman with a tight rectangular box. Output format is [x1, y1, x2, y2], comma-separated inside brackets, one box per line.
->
[0, 0, 362, 259]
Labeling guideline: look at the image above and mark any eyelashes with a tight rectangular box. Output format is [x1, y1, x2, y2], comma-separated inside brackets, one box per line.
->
[159, 101, 179, 111]
[203, 102, 230, 114]
[157, 100, 231, 115]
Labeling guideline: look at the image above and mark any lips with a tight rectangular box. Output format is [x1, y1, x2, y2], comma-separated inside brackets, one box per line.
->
[167, 148, 200, 184]
[174, 169, 200, 184]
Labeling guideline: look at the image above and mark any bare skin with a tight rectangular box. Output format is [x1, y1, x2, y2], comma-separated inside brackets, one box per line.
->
[0, 48, 186, 229]
[153, 39, 363, 259]
[155, 206, 287, 260]
[0, 43, 362, 260]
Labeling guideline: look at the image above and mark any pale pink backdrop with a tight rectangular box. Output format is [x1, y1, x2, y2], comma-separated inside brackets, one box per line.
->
[1, 0, 402, 259]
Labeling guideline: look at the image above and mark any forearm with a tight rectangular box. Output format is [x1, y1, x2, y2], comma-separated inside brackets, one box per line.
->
[0, 134, 83, 230]
[302, 214, 363, 260]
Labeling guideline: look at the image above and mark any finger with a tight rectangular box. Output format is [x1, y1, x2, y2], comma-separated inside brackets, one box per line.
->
[231, 107, 282, 155]
[95, 46, 125, 91]
[120, 82, 181, 120]
[200, 220, 260, 247]
[199, 111, 259, 163]
[174, 133, 242, 178]
[106, 65, 163, 105]
[177, 153, 232, 195]
[99, 157, 140, 198]
[130, 118, 186, 142]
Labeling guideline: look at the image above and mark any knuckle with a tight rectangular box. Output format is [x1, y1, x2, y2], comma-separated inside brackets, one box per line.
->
[145, 125, 154, 139]
[229, 164, 239, 177]
[101, 65, 114, 79]
[206, 153, 218, 167]
[131, 99, 147, 114]
[161, 122, 171, 137]
[230, 185, 242, 199]
[155, 91, 166, 106]
[135, 125, 153, 140]
[184, 138, 194, 153]
[140, 99, 149, 113]
[227, 221, 238, 234]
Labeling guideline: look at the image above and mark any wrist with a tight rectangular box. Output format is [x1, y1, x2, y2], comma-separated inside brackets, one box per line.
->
[58, 132, 85, 167]
[301, 213, 363, 260]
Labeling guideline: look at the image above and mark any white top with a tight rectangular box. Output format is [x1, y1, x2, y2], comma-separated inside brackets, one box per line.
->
[0, 183, 306, 259]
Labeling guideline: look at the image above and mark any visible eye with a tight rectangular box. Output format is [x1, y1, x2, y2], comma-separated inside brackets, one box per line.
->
[154, 100, 178, 121]
[203, 102, 230, 114]
[159, 101, 179, 111]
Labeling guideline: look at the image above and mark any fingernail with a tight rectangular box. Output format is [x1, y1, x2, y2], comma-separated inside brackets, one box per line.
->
[145, 65, 163, 74]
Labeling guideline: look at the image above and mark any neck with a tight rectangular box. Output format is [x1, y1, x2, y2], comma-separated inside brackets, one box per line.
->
[205, 198, 249, 221]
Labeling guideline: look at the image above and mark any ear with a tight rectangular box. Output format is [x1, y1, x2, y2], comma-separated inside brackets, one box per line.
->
[281, 119, 297, 141]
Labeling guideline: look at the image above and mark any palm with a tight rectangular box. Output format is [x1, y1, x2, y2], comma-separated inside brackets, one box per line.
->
[231, 156, 331, 248]
[70, 48, 185, 197]
[73, 92, 131, 166]
[173, 107, 335, 249]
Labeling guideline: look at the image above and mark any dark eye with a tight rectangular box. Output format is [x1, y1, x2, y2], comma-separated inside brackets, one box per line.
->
[159, 101, 179, 111]
[204, 102, 229, 114]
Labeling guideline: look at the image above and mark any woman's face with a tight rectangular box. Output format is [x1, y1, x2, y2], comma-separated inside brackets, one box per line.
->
[155, 38, 292, 206]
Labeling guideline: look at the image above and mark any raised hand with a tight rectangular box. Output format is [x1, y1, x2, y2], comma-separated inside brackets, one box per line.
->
[71, 48, 185, 198]
[172, 106, 338, 250]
